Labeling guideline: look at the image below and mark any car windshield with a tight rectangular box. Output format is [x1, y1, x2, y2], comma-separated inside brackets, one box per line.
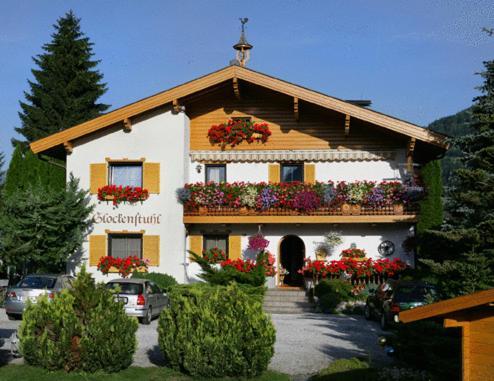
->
[17, 276, 57, 289]
[395, 285, 436, 303]
[106, 282, 143, 295]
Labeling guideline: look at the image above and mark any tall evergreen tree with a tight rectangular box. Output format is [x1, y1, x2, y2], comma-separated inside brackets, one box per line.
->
[14, 10, 109, 146]
[3, 145, 65, 197]
[420, 55, 494, 298]
[0, 175, 93, 273]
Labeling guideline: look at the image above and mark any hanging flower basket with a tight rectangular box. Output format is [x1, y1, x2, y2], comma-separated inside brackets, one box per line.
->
[207, 119, 271, 149]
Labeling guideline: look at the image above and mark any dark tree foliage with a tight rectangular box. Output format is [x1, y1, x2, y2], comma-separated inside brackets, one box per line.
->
[416, 160, 443, 234]
[0, 175, 93, 273]
[3, 145, 65, 196]
[420, 56, 494, 298]
[14, 10, 109, 146]
[428, 108, 473, 185]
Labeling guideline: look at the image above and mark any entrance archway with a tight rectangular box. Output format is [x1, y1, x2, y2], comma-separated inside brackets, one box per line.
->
[279, 235, 305, 286]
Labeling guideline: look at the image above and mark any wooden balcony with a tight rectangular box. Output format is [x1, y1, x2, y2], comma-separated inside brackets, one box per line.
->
[183, 205, 418, 224]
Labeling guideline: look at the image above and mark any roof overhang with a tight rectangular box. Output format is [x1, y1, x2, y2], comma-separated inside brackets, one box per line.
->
[30, 65, 449, 155]
[399, 288, 494, 323]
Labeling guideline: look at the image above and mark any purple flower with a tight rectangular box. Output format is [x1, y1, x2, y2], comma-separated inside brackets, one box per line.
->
[258, 188, 278, 210]
[293, 191, 321, 211]
[248, 234, 270, 252]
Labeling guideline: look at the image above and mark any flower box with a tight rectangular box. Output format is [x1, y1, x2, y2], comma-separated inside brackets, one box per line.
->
[98, 185, 149, 205]
[208, 119, 272, 149]
[350, 204, 361, 215]
[341, 203, 351, 215]
[393, 203, 404, 215]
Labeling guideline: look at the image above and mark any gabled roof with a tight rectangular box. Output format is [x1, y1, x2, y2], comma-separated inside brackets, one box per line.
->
[400, 288, 494, 323]
[30, 65, 448, 154]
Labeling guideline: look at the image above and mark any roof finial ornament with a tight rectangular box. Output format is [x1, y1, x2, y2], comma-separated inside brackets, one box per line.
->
[232, 18, 253, 67]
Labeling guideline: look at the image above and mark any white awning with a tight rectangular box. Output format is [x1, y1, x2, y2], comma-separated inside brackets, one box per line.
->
[189, 150, 396, 163]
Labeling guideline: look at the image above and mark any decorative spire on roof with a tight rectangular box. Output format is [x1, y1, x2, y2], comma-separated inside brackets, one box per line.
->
[232, 18, 253, 67]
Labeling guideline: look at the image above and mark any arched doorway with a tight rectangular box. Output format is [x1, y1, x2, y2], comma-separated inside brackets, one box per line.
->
[280, 235, 305, 287]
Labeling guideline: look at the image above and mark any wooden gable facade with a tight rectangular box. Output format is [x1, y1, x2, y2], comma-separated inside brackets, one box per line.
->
[400, 289, 494, 381]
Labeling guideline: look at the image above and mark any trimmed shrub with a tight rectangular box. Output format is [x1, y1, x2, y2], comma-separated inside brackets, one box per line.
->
[315, 279, 354, 313]
[158, 283, 275, 378]
[19, 266, 138, 372]
[131, 271, 177, 291]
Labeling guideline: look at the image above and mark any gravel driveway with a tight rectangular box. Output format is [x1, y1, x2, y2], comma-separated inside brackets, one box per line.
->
[1, 309, 391, 378]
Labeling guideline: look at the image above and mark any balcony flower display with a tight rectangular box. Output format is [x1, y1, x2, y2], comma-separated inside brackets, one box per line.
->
[98, 185, 149, 205]
[208, 119, 272, 149]
[179, 180, 418, 215]
[97, 256, 149, 278]
[293, 190, 321, 212]
[202, 247, 227, 264]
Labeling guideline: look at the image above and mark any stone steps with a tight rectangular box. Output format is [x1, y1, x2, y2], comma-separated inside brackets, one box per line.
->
[263, 288, 314, 314]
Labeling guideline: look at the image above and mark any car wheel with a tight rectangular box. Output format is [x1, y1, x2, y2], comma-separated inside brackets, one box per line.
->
[141, 307, 152, 325]
[364, 304, 372, 320]
[380, 312, 388, 330]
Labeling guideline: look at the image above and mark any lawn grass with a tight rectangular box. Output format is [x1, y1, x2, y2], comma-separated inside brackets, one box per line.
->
[0, 365, 290, 381]
[309, 358, 378, 381]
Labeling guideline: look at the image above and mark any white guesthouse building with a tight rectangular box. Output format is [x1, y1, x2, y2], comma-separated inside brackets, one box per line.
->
[30, 60, 447, 286]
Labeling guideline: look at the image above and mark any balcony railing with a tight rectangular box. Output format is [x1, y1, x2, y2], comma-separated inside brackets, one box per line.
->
[179, 181, 422, 223]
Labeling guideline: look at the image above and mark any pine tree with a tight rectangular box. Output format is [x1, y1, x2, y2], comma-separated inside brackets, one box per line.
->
[3, 145, 65, 197]
[420, 56, 494, 298]
[14, 10, 109, 146]
[0, 175, 93, 273]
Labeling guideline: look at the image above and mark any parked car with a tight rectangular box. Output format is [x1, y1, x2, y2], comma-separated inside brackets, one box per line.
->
[106, 278, 169, 324]
[364, 280, 437, 329]
[4, 274, 74, 320]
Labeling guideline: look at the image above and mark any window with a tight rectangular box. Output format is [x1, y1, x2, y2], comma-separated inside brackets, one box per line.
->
[203, 235, 228, 256]
[109, 162, 143, 187]
[109, 234, 143, 259]
[205, 164, 226, 183]
[281, 163, 304, 183]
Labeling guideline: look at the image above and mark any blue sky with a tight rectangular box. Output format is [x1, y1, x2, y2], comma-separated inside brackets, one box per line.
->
[0, 0, 493, 163]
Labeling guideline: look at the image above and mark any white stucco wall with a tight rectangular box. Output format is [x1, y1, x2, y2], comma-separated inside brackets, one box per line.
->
[186, 223, 414, 284]
[188, 149, 407, 184]
[67, 108, 190, 283]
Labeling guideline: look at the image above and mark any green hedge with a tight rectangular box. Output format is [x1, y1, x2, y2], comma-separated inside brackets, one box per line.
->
[315, 279, 354, 313]
[19, 267, 138, 372]
[131, 271, 177, 291]
[158, 283, 275, 378]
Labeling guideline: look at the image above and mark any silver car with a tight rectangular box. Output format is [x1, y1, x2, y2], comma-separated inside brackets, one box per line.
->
[4, 274, 74, 320]
[106, 278, 169, 324]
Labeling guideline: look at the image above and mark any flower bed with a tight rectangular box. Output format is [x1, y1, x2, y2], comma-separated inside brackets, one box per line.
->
[208, 119, 272, 149]
[299, 257, 407, 282]
[97, 256, 149, 277]
[98, 185, 149, 205]
[178, 181, 417, 214]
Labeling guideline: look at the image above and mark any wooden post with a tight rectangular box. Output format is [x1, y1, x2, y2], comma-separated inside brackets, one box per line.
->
[407, 138, 416, 173]
[345, 114, 350, 136]
[123, 118, 132, 132]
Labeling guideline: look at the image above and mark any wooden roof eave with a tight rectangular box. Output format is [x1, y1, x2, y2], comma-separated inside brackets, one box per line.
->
[399, 288, 494, 324]
[30, 65, 448, 155]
